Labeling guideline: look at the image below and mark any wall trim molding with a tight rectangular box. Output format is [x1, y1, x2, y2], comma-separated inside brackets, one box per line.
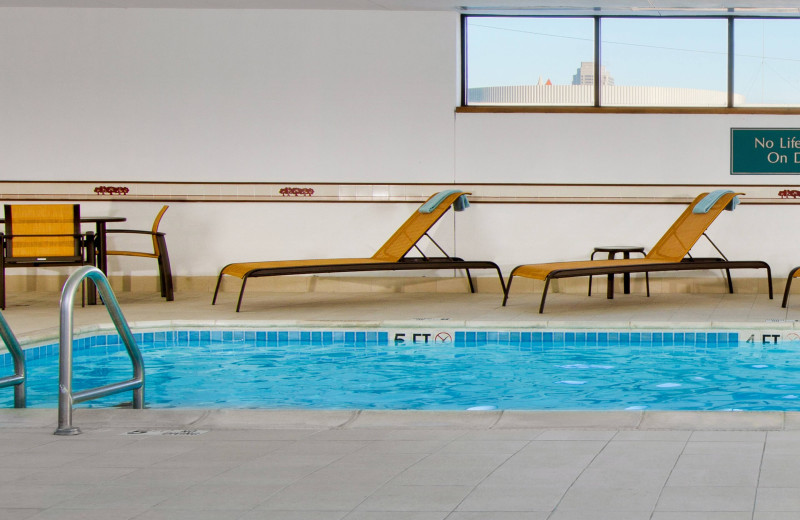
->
[0, 181, 797, 205]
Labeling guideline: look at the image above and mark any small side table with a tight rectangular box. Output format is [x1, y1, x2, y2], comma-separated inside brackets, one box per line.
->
[589, 246, 648, 299]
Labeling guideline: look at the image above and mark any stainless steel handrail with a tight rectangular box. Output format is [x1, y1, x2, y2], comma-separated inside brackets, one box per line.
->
[55, 266, 144, 435]
[0, 310, 25, 408]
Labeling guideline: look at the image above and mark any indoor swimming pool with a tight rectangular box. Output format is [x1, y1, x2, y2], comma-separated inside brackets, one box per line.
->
[2, 329, 799, 411]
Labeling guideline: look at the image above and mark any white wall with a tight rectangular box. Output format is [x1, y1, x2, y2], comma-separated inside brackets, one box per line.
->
[0, 8, 457, 183]
[0, 7, 797, 282]
[454, 111, 800, 276]
[456, 113, 800, 184]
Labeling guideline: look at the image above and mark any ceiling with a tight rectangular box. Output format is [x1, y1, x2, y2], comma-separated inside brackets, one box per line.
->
[0, 0, 796, 15]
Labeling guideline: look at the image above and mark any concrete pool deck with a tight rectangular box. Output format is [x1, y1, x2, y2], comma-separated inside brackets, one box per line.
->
[3, 287, 800, 518]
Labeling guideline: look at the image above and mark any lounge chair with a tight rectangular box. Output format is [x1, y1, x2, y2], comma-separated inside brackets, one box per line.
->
[503, 191, 773, 313]
[213, 190, 507, 311]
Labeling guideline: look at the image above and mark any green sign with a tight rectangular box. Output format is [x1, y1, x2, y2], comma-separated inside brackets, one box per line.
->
[731, 128, 800, 174]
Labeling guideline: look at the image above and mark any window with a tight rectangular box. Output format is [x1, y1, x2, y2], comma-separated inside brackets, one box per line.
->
[463, 15, 800, 109]
[734, 18, 800, 107]
[600, 18, 728, 107]
[465, 17, 594, 106]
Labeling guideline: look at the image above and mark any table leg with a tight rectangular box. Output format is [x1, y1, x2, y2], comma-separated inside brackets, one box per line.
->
[89, 221, 109, 305]
[606, 252, 616, 299]
[623, 251, 631, 294]
[96, 222, 108, 274]
[588, 251, 597, 296]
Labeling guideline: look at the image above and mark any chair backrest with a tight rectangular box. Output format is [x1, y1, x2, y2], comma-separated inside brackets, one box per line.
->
[150, 205, 169, 255]
[371, 191, 467, 262]
[4, 204, 81, 260]
[646, 192, 742, 262]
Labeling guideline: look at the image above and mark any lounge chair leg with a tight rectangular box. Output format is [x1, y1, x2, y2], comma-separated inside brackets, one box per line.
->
[767, 264, 774, 300]
[495, 267, 508, 301]
[502, 275, 514, 306]
[235, 277, 249, 313]
[211, 274, 225, 305]
[538, 278, 551, 314]
[606, 276, 615, 300]
[783, 274, 794, 308]
[465, 268, 475, 293]
[725, 268, 733, 293]
[645, 272, 650, 297]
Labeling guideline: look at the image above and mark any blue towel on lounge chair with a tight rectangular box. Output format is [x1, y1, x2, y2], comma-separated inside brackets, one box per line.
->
[419, 190, 470, 213]
[692, 189, 739, 214]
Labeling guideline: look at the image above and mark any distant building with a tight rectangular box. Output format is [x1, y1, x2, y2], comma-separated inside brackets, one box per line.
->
[572, 62, 614, 86]
[468, 61, 743, 106]
[468, 84, 743, 106]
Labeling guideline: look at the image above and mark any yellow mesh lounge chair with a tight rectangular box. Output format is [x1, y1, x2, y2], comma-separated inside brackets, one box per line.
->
[503, 192, 772, 313]
[213, 191, 506, 312]
[0, 204, 95, 309]
[105, 205, 174, 301]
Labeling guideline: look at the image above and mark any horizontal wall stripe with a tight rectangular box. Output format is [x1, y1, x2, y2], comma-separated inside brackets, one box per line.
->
[0, 182, 797, 205]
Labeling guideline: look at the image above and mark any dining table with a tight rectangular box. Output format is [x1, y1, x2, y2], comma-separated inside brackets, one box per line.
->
[0, 215, 126, 305]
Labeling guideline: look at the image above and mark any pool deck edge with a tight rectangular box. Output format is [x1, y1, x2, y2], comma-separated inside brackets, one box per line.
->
[2, 409, 799, 432]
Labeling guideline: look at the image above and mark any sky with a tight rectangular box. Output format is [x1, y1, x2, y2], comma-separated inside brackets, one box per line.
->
[466, 16, 800, 105]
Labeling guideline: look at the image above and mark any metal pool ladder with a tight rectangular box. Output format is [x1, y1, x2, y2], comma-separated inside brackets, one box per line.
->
[0, 309, 25, 408]
[55, 266, 145, 436]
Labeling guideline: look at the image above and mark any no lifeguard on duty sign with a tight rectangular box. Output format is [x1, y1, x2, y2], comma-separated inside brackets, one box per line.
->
[732, 128, 800, 174]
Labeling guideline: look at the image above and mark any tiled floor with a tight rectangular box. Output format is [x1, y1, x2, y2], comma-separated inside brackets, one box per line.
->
[2, 285, 800, 519]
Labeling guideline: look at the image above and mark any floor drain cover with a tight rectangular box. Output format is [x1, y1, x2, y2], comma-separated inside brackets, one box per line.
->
[125, 429, 207, 436]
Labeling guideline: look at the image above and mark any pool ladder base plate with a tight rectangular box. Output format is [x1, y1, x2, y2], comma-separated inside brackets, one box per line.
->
[54, 426, 81, 436]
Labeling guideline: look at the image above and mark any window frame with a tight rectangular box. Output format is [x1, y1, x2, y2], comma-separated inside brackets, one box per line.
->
[460, 14, 800, 113]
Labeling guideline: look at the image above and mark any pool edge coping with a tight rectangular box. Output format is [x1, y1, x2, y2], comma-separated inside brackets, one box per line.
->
[1, 408, 799, 432]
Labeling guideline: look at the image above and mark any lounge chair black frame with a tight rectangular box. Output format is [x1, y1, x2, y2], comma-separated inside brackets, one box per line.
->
[503, 192, 773, 314]
[212, 191, 507, 312]
[504, 255, 772, 314]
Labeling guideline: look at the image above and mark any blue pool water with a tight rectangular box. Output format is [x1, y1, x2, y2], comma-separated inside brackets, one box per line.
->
[2, 330, 800, 410]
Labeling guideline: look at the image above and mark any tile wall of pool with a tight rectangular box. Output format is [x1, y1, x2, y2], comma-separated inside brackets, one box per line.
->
[0, 329, 755, 368]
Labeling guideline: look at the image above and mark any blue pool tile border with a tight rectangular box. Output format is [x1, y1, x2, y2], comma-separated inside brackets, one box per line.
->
[454, 330, 740, 347]
[0, 329, 753, 368]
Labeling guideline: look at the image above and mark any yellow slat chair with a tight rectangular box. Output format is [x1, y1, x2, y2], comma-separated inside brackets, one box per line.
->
[0, 204, 95, 309]
[213, 190, 506, 312]
[504, 192, 773, 313]
[104, 205, 173, 301]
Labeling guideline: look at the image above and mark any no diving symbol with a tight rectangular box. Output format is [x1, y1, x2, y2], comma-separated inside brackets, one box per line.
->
[434, 332, 452, 344]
